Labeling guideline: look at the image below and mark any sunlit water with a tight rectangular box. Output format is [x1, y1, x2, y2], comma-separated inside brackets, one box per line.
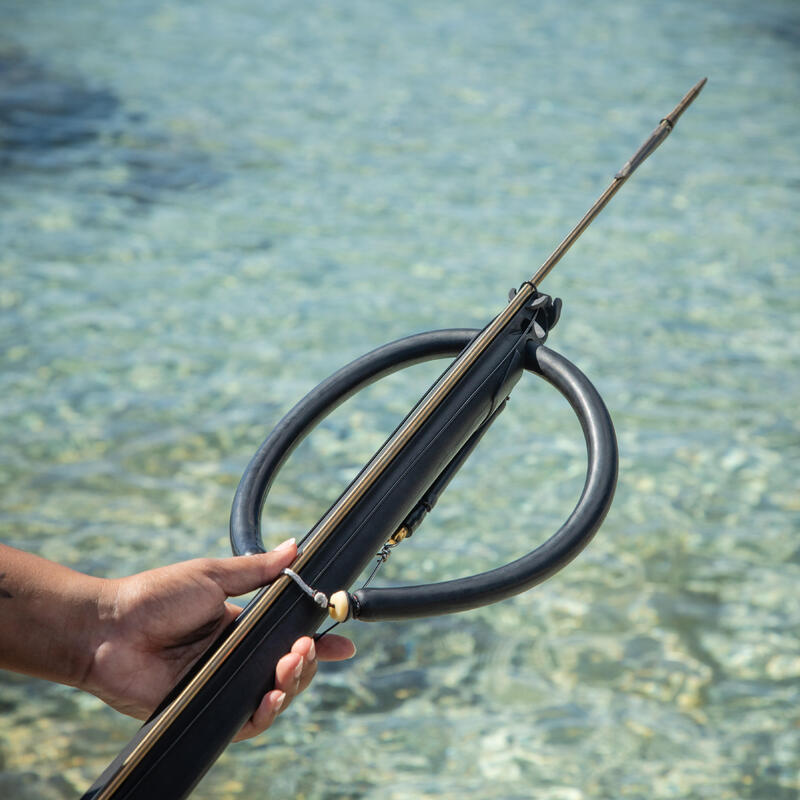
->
[1, 1, 798, 798]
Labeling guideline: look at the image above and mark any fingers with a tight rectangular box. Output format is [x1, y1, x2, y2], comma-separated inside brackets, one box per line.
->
[315, 633, 357, 662]
[275, 638, 318, 702]
[232, 689, 286, 742]
[232, 643, 310, 742]
[202, 539, 298, 598]
[232, 634, 356, 742]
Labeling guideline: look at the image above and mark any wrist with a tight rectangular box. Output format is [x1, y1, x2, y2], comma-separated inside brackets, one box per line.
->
[75, 576, 121, 695]
[62, 572, 114, 690]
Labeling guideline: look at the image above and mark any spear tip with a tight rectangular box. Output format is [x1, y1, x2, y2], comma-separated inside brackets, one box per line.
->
[664, 77, 708, 128]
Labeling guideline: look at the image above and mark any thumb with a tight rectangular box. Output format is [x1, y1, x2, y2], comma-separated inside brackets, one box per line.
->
[202, 539, 297, 598]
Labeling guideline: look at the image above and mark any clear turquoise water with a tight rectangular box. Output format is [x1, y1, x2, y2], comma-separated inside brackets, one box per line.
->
[1, 1, 798, 798]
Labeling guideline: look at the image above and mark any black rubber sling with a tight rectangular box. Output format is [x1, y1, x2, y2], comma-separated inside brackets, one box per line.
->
[230, 328, 618, 619]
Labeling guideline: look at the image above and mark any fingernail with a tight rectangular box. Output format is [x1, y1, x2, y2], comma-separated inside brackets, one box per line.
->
[293, 659, 303, 680]
[275, 538, 296, 552]
[273, 691, 285, 712]
[307, 640, 316, 662]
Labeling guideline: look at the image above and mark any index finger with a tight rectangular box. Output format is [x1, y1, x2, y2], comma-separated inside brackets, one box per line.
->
[314, 633, 356, 661]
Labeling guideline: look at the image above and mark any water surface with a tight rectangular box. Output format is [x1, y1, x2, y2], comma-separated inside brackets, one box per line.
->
[1, 1, 798, 798]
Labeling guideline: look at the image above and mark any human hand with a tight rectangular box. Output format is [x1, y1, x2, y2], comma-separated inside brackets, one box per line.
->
[82, 539, 354, 741]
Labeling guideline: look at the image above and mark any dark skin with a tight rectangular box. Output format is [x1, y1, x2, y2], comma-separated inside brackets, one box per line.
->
[0, 540, 355, 740]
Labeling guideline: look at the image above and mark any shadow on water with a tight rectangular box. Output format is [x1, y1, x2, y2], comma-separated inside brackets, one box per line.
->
[0, 47, 118, 152]
[0, 43, 222, 204]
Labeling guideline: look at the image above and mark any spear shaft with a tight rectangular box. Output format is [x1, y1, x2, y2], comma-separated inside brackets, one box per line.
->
[529, 77, 707, 288]
[382, 77, 709, 460]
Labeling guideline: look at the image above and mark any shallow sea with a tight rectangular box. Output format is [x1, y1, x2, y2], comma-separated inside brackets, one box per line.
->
[1, 1, 798, 798]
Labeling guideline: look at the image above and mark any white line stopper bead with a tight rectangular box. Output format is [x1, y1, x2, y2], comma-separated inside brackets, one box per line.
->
[328, 590, 350, 622]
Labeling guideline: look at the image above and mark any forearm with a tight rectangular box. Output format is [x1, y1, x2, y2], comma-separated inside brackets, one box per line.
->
[0, 544, 104, 687]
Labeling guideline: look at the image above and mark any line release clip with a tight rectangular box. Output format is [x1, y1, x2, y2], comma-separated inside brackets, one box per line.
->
[281, 568, 329, 609]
